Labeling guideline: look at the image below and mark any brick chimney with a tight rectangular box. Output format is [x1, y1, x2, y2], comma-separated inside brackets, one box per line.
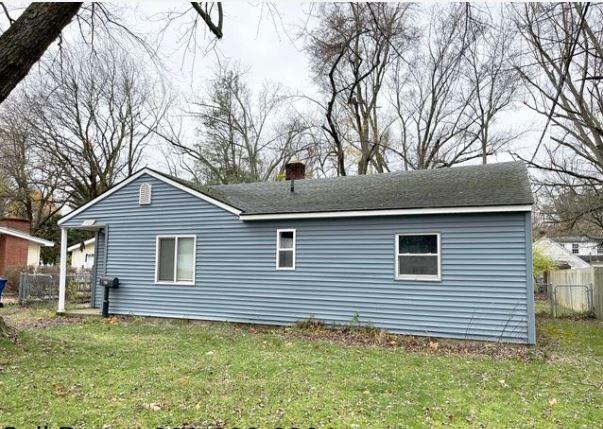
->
[285, 162, 306, 180]
[0, 217, 31, 233]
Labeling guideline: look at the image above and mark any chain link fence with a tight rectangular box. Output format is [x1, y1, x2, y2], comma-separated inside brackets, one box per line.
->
[549, 283, 594, 318]
[18, 271, 92, 306]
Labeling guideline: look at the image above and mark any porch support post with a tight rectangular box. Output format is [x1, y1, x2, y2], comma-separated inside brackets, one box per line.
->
[58, 227, 68, 313]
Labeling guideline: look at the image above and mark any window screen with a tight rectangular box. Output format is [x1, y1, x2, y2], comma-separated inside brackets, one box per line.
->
[277, 230, 296, 270]
[158, 238, 176, 281]
[156, 236, 195, 284]
[396, 234, 440, 280]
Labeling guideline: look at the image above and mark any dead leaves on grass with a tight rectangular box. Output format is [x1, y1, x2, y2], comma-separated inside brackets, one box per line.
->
[4, 314, 86, 331]
[284, 323, 547, 360]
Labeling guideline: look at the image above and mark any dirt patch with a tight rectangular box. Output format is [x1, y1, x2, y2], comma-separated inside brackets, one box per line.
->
[279, 320, 547, 361]
[2, 312, 87, 330]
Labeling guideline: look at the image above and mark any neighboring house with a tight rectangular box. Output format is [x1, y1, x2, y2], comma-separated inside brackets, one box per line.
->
[533, 237, 591, 270]
[553, 236, 603, 256]
[579, 255, 603, 267]
[68, 238, 95, 269]
[0, 217, 54, 276]
[56, 161, 536, 344]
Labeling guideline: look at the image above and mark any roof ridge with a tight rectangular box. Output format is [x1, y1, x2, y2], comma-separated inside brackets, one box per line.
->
[210, 161, 525, 190]
[144, 162, 525, 191]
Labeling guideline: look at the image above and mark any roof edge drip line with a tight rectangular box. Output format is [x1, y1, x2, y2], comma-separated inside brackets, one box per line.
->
[238, 205, 533, 221]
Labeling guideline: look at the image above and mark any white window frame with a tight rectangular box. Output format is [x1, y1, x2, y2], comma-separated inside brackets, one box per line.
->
[572, 243, 579, 254]
[154, 235, 197, 285]
[276, 229, 296, 270]
[395, 232, 441, 281]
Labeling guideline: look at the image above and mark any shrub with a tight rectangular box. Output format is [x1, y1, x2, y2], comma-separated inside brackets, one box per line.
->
[294, 316, 326, 330]
[533, 246, 556, 282]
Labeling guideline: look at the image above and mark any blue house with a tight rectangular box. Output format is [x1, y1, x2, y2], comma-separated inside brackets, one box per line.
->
[57, 162, 535, 343]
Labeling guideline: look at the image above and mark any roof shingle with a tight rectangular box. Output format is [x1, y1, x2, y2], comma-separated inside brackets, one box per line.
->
[206, 161, 532, 215]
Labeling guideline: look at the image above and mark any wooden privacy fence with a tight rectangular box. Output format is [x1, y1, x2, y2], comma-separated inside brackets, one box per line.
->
[549, 267, 603, 319]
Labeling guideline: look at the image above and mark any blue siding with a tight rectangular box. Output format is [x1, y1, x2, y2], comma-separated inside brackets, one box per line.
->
[63, 174, 534, 343]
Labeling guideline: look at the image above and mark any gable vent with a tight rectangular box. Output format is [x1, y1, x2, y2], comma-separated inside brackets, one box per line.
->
[139, 183, 152, 205]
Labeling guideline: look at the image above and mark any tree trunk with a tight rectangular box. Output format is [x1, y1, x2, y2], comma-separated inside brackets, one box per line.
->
[0, 2, 82, 103]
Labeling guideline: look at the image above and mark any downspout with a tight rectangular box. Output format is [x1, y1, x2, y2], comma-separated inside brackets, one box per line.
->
[525, 212, 536, 345]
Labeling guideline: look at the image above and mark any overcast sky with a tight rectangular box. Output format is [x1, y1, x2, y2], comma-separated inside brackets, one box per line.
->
[128, 2, 543, 168]
[5, 2, 546, 172]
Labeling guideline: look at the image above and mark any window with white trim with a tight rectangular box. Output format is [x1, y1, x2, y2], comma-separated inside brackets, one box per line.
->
[139, 183, 152, 205]
[155, 235, 196, 284]
[572, 243, 579, 254]
[276, 229, 296, 270]
[395, 233, 440, 281]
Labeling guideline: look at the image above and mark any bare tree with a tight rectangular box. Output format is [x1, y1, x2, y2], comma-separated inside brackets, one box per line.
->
[305, 4, 519, 174]
[514, 3, 603, 235]
[0, 101, 65, 231]
[390, 4, 520, 170]
[305, 2, 414, 175]
[0, 2, 225, 105]
[0, 2, 82, 103]
[160, 63, 315, 184]
[465, 6, 522, 164]
[13, 44, 170, 207]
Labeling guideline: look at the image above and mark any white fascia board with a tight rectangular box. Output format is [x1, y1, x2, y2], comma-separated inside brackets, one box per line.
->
[58, 168, 241, 226]
[143, 170, 241, 216]
[239, 205, 533, 221]
[0, 227, 55, 246]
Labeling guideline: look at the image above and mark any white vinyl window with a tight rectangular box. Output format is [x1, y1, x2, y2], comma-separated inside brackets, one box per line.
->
[395, 233, 441, 281]
[276, 229, 296, 270]
[155, 235, 196, 285]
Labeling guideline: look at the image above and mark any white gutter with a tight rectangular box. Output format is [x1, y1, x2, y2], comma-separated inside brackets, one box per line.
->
[239, 205, 533, 221]
[0, 227, 55, 246]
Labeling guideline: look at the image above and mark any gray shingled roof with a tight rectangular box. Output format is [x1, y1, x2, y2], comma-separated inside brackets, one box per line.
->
[201, 161, 532, 215]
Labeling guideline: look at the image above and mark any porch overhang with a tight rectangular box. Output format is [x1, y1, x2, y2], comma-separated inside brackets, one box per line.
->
[57, 223, 106, 314]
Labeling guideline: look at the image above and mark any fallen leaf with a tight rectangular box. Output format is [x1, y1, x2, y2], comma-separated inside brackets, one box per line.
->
[143, 402, 162, 411]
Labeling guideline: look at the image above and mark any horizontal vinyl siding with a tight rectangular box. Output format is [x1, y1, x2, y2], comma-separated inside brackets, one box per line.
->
[63, 174, 531, 343]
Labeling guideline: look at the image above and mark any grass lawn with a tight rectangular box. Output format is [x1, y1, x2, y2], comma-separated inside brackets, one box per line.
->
[0, 306, 602, 428]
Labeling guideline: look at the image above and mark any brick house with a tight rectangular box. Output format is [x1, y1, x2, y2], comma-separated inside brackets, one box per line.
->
[0, 218, 55, 277]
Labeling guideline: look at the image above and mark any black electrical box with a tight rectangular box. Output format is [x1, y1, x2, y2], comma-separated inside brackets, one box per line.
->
[100, 276, 119, 288]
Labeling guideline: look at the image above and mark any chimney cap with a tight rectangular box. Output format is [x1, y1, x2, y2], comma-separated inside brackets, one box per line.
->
[285, 161, 306, 181]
